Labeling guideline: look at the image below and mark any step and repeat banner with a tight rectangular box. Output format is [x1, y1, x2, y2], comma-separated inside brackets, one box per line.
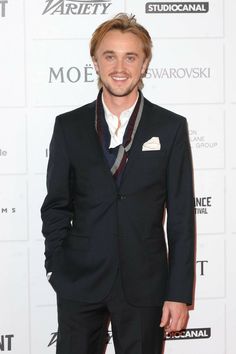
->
[0, 1, 236, 353]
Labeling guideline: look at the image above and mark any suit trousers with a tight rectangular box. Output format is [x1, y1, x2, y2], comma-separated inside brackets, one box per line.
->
[56, 269, 164, 354]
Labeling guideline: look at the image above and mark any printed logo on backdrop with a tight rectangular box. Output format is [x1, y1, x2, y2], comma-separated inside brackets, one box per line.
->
[189, 128, 218, 150]
[1, 207, 16, 214]
[145, 67, 211, 80]
[0, 0, 8, 17]
[49, 66, 211, 84]
[0, 334, 14, 351]
[48, 333, 57, 347]
[48, 328, 211, 345]
[165, 328, 211, 340]
[49, 64, 95, 83]
[0, 148, 7, 157]
[196, 260, 208, 276]
[145, 2, 209, 14]
[48, 331, 112, 347]
[42, 0, 112, 15]
[194, 196, 212, 214]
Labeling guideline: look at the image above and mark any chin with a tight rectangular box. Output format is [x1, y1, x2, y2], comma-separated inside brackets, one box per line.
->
[103, 83, 137, 98]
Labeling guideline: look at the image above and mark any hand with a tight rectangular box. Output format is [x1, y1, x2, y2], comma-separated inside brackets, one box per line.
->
[160, 301, 189, 333]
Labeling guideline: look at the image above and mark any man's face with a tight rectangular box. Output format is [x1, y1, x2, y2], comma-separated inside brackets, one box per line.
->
[92, 30, 149, 98]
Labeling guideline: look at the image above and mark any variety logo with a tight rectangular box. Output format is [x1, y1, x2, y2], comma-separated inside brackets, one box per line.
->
[145, 67, 211, 80]
[165, 327, 211, 340]
[196, 260, 208, 276]
[49, 64, 95, 83]
[48, 332, 57, 347]
[0, 0, 8, 17]
[42, 0, 112, 15]
[0, 334, 14, 351]
[145, 2, 209, 14]
[194, 196, 212, 214]
[48, 330, 112, 347]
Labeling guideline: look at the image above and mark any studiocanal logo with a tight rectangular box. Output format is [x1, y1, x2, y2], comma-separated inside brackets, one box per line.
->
[42, 0, 112, 15]
[145, 2, 209, 14]
[165, 327, 211, 340]
[0, 0, 8, 17]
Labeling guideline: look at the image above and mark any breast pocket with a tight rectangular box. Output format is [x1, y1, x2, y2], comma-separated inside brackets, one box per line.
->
[137, 150, 168, 176]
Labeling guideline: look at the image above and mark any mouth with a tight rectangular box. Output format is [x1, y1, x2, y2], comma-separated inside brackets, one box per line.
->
[110, 73, 129, 82]
[111, 76, 128, 81]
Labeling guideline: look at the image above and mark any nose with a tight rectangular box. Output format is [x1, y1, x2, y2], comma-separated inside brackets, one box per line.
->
[114, 58, 125, 72]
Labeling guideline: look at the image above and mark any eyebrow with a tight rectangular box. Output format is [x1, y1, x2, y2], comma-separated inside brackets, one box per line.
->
[102, 50, 139, 57]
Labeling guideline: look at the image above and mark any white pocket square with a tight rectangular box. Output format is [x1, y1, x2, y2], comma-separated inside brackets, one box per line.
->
[142, 137, 161, 151]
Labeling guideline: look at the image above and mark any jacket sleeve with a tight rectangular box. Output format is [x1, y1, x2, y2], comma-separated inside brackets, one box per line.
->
[165, 117, 195, 305]
[41, 116, 73, 273]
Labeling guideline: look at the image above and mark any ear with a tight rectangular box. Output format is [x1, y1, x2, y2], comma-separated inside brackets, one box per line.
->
[92, 56, 99, 73]
[141, 58, 149, 75]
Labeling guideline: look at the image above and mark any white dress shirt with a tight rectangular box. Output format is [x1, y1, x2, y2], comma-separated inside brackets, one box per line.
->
[102, 94, 139, 148]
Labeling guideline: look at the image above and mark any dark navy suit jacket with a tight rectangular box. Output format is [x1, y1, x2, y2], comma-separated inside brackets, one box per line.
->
[41, 97, 195, 306]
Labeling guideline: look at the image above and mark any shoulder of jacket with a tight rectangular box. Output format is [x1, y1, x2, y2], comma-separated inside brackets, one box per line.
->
[144, 97, 186, 126]
[56, 100, 96, 126]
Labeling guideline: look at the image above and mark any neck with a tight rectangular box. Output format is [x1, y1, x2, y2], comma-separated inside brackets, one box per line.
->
[102, 88, 139, 117]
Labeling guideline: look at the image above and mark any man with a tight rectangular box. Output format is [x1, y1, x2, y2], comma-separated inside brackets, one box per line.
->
[41, 13, 195, 354]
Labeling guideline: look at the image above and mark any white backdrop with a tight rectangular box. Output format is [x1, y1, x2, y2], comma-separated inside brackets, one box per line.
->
[0, 1, 235, 353]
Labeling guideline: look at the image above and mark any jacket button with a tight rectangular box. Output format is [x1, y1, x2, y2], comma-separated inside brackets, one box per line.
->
[117, 194, 126, 200]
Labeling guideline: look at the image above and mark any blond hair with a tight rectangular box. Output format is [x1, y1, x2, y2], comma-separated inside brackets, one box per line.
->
[90, 13, 152, 89]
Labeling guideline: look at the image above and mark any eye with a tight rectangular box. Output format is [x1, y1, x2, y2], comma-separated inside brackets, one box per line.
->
[105, 55, 115, 62]
[126, 56, 136, 63]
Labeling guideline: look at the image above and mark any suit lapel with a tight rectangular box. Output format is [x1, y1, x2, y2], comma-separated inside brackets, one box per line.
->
[89, 103, 118, 193]
[120, 99, 154, 190]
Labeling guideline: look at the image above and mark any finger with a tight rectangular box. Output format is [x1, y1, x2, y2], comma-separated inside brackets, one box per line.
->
[160, 306, 170, 328]
[168, 312, 188, 332]
[167, 316, 178, 332]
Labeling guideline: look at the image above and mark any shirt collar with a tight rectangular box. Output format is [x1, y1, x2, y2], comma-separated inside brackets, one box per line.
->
[102, 93, 139, 120]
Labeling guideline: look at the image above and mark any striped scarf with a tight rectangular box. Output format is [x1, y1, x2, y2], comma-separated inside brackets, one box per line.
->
[95, 88, 144, 180]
